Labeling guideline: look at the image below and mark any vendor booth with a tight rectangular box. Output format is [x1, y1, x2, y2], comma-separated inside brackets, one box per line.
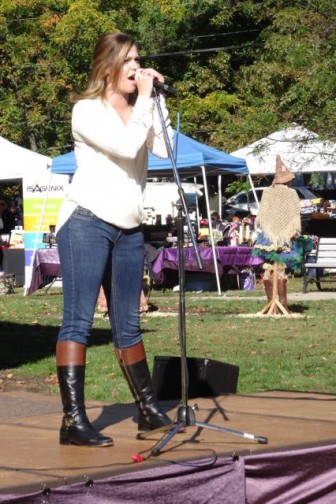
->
[231, 125, 336, 237]
[29, 131, 250, 295]
[0, 136, 70, 287]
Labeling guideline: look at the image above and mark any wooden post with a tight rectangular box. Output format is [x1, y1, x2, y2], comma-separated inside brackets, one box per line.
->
[261, 262, 290, 315]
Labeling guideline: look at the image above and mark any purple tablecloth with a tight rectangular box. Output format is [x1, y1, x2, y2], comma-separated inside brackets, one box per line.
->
[28, 248, 61, 295]
[28, 246, 263, 294]
[152, 245, 263, 279]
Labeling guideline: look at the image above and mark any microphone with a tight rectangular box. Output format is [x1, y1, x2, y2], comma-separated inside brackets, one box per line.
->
[153, 78, 177, 96]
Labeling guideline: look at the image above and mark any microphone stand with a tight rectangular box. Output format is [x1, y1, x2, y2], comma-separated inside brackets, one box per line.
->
[137, 88, 268, 456]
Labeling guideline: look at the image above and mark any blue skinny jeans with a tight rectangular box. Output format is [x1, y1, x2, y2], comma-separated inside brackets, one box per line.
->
[56, 206, 144, 349]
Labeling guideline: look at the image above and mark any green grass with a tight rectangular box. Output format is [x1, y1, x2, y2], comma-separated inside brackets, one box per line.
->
[1, 275, 336, 403]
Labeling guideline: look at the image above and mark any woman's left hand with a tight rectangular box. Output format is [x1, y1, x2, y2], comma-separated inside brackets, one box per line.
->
[140, 68, 164, 83]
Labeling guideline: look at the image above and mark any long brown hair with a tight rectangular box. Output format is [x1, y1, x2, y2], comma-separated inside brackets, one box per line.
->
[72, 32, 137, 103]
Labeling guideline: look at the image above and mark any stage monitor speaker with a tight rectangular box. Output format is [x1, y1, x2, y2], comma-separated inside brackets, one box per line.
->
[152, 356, 239, 400]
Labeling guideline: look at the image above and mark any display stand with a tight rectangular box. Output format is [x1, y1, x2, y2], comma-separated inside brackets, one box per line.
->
[3, 248, 25, 287]
[261, 262, 289, 316]
[137, 88, 268, 455]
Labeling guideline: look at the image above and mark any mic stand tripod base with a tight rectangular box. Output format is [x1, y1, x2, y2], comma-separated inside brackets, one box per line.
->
[137, 403, 268, 457]
[137, 403, 196, 457]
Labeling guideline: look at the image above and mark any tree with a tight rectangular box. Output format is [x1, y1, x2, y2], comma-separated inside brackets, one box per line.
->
[0, 0, 335, 161]
[235, 0, 336, 141]
[0, 1, 123, 153]
[134, 0, 267, 150]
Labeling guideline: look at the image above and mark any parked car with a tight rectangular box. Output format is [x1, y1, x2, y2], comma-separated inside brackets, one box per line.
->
[223, 186, 319, 218]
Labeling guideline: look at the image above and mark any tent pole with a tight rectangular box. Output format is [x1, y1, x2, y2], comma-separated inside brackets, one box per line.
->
[248, 173, 260, 210]
[23, 168, 53, 296]
[201, 165, 221, 295]
[194, 176, 201, 232]
[218, 175, 222, 218]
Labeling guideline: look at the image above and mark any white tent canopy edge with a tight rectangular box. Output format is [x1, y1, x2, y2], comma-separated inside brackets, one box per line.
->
[231, 125, 336, 176]
[0, 136, 51, 178]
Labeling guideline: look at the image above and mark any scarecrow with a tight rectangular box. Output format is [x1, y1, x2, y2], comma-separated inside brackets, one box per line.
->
[253, 155, 301, 314]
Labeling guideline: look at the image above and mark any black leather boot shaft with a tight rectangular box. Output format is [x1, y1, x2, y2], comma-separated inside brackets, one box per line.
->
[57, 365, 113, 447]
[116, 344, 172, 432]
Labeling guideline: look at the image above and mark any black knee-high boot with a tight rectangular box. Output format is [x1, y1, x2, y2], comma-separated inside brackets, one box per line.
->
[57, 342, 113, 447]
[115, 341, 172, 432]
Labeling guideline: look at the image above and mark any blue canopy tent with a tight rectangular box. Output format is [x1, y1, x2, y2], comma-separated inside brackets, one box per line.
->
[49, 131, 251, 294]
[148, 132, 248, 177]
[51, 131, 248, 177]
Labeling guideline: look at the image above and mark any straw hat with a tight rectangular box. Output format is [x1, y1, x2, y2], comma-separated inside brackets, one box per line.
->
[273, 155, 295, 184]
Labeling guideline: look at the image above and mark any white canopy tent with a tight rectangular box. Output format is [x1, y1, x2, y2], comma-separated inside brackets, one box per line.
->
[0, 136, 51, 179]
[231, 125, 336, 176]
[0, 136, 66, 294]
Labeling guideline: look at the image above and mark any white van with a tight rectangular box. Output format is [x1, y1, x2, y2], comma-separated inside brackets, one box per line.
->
[224, 186, 319, 217]
[143, 181, 203, 224]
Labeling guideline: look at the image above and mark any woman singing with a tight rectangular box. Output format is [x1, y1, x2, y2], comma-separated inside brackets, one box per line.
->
[56, 32, 173, 447]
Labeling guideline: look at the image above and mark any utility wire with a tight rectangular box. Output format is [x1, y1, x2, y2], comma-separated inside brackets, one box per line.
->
[144, 42, 262, 58]
[5, 42, 262, 70]
[188, 29, 261, 39]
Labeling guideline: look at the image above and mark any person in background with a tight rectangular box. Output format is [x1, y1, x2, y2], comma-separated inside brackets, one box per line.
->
[210, 211, 222, 229]
[0, 199, 15, 271]
[0, 199, 16, 235]
[9, 201, 23, 228]
[55, 32, 173, 447]
[227, 215, 241, 246]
